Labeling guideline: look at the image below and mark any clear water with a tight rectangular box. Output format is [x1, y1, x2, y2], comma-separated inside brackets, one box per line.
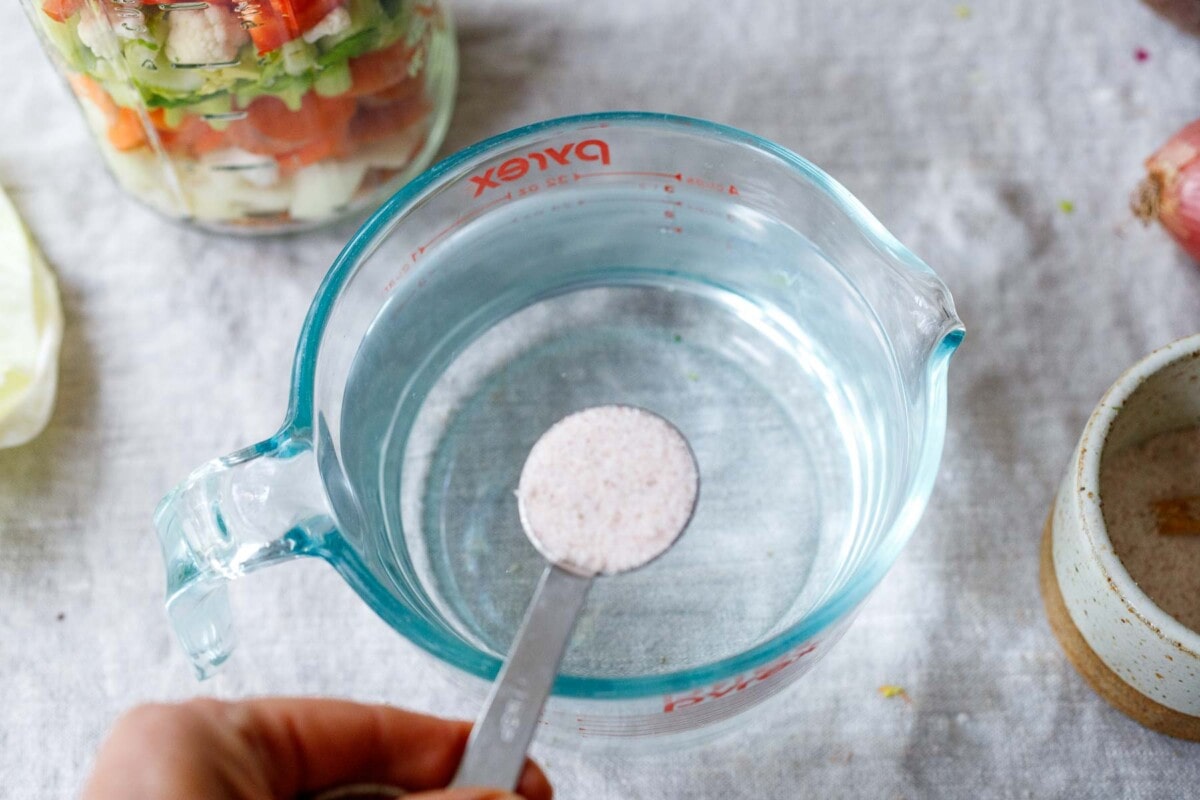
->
[335, 185, 888, 679]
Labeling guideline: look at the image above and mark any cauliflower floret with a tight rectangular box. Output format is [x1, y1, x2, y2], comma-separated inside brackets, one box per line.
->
[302, 6, 353, 43]
[75, 7, 121, 61]
[165, 5, 249, 66]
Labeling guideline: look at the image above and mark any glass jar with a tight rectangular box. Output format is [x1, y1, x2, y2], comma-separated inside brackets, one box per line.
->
[21, 0, 457, 233]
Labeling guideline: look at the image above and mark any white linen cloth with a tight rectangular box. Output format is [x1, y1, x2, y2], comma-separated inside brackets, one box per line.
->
[2, 1, 1199, 796]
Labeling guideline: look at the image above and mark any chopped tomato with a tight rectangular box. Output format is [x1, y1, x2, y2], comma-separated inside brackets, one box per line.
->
[242, 96, 314, 147]
[41, 0, 83, 23]
[147, 109, 231, 158]
[255, 92, 355, 144]
[357, 74, 423, 107]
[347, 39, 414, 97]
[292, 0, 344, 31]
[225, 91, 355, 157]
[246, 93, 348, 143]
[348, 97, 429, 147]
[174, 117, 230, 157]
[276, 135, 349, 175]
[242, 2, 293, 55]
[241, 0, 346, 55]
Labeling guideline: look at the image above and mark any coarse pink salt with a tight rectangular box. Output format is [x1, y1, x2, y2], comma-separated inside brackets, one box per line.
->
[516, 405, 699, 576]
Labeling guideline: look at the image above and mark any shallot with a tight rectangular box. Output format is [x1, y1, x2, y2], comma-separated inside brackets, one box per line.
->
[1133, 119, 1200, 262]
[1141, 0, 1200, 37]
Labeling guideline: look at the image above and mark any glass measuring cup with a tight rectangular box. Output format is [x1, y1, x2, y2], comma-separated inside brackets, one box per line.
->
[20, 0, 457, 233]
[155, 113, 965, 747]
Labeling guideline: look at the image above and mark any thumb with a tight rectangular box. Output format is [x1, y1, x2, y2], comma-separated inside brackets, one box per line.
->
[405, 788, 524, 800]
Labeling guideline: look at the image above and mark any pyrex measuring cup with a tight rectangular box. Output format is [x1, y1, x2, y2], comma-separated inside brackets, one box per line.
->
[155, 113, 964, 747]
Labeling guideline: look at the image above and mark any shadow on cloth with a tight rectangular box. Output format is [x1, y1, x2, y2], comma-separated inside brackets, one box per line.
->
[438, 5, 568, 154]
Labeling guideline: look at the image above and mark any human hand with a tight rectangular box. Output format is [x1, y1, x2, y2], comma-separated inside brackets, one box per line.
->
[82, 698, 553, 800]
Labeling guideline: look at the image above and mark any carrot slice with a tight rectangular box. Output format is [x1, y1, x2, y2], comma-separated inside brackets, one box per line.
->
[68, 74, 118, 119]
[67, 75, 149, 151]
[147, 108, 173, 131]
[107, 107, 148, 151]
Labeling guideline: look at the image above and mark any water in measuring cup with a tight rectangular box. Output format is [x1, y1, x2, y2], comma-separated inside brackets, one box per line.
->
[337, 184, 885, 679]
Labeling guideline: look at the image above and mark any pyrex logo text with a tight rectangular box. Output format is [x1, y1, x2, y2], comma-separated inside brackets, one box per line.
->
[469, 139, 611, 197]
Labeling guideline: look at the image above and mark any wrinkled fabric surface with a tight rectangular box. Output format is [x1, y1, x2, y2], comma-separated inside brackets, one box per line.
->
[2, 1, 1200, 797]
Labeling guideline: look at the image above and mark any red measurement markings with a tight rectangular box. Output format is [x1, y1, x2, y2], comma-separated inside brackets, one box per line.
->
[661, 641, 818, 713]
[409, 191, 513, 263]
[573, 171, 682, 181]
[685, 175, 739, 195]
[574, 171, 739, 196]
[622, 196, 682, 205]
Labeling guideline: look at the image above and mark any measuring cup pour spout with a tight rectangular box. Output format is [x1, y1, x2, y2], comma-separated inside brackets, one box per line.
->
[922, 273, 966, 367]
[154, 436, 334, 678]
[880, 251, 965, 381]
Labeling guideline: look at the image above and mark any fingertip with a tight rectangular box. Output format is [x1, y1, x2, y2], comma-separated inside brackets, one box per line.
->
[232, 698, 476, 793]
[416, 717, 473, 786]
[405, 788, 524, 800]
[516, 759, 553, 800]
[399, 757, 550, 800]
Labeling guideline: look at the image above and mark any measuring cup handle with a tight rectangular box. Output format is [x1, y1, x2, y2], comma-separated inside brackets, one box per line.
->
[154, 435, 333, 679]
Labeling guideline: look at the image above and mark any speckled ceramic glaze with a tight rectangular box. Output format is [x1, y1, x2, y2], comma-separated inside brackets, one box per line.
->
[1051, 334, 1200, 718]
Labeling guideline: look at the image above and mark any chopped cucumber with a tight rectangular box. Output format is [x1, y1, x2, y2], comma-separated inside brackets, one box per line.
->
[317, 29, 380, 67]
[314, 62, 354, 97]
[234, 74, 312, 110]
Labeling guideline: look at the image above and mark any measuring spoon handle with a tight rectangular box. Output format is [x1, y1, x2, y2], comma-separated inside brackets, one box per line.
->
[450, 564, 592, 790]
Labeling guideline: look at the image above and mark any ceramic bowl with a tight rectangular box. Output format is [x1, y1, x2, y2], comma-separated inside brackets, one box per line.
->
[1043, 333, 1200, 740]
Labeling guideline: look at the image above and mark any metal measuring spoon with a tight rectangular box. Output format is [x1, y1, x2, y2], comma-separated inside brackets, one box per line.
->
[450, 405, 700, 790]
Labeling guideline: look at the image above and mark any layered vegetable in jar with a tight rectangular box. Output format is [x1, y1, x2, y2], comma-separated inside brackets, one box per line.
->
[24, 0, 456, 231]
